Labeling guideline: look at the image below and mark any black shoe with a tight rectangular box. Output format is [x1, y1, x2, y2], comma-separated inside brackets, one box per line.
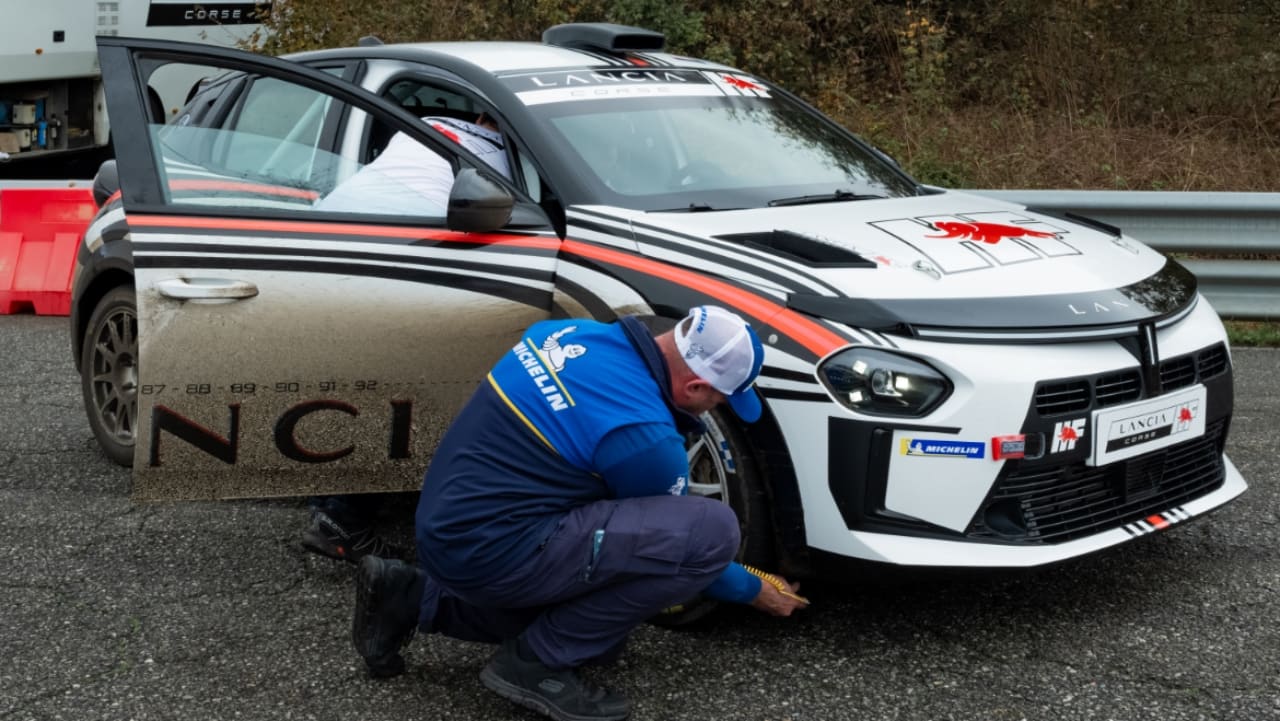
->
[480, 639, 630, 721]
[352, 555, 424, 678]
[302, 510, 402, 564]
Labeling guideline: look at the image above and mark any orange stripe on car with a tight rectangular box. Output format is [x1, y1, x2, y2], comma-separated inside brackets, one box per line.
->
[562, 239, 848, 357]
[1146, 514, 1170, 529]
[123, 214, 850, 357]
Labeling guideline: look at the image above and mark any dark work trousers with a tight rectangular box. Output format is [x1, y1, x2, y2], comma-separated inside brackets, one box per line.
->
[417, 494, 740, 669]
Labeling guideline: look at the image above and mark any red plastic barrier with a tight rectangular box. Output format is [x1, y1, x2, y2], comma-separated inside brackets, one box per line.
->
[0, 187, 96, 315]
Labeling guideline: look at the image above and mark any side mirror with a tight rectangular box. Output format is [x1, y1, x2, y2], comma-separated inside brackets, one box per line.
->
[447, 168, 514, 233]
[92, 159, 120, 208]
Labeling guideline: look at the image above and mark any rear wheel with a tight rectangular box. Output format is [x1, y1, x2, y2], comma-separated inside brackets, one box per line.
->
[651, 405, 775, 626]
[80, 286, 138, 466]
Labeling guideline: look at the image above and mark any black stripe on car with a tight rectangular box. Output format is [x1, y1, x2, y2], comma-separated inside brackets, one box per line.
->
[133, 254, 551, 308]
[629, 218, 847, 297]
[568, 207, 847, 298]
[549, 274, 620, 322]
[135, 242, 552, 283]
[126, 222, 558, 249]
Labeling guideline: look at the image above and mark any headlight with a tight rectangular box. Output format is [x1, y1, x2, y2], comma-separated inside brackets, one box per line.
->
[817, 348, 952, 417]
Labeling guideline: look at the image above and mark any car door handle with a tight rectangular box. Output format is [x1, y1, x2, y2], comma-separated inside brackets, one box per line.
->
[155, 278, 259, 300]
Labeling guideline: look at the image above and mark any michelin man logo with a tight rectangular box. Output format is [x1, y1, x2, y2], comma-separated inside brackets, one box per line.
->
[541, 326, 587, 371]
[668, 475, 688, 495]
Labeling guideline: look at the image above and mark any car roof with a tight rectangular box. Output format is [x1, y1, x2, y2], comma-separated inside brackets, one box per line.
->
[287, 41, 737, 78]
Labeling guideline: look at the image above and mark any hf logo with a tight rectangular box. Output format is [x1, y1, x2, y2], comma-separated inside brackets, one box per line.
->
[1052, 418, 1087, 453]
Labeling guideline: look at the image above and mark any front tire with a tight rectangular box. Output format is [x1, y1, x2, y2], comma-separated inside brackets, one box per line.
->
[80, 286, 138, 467]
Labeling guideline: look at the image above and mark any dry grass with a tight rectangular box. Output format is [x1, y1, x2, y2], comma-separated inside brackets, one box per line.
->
[841, 104, 1280, 192]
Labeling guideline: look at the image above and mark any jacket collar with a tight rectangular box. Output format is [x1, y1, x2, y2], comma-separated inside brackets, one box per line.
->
[618, 315, 706, 436]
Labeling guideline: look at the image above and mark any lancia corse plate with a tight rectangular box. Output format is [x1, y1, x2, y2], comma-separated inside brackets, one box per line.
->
[1090, 384, 1207, 466]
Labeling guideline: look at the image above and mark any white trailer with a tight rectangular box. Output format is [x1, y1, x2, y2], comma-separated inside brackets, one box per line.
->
[0, 0, 264, 167]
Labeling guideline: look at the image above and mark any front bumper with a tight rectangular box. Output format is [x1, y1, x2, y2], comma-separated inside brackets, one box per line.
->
[830, 454, 1246, 567]
[764, 297, 1243, 567]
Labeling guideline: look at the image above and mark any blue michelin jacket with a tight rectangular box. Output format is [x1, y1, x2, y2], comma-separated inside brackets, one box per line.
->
[415, 315, 759, 603]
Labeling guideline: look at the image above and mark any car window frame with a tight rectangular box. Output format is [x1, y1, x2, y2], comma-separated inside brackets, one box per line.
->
[99, 37, 548, 227]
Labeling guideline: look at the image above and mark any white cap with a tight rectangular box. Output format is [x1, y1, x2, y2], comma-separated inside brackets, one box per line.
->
[673, 305, 764, 422]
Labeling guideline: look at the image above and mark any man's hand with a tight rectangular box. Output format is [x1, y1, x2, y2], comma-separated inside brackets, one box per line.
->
[749, 573, 808, 617]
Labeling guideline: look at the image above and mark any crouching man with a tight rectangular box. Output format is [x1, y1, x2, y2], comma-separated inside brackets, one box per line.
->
[352, 306, 805, 721]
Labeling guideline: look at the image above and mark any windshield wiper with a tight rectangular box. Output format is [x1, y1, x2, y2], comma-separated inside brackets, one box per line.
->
[649, 203, 739, 213]
[767, 190, 886, 207]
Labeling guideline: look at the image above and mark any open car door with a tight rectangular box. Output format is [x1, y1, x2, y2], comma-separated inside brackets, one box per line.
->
[96, 37, 557, 500]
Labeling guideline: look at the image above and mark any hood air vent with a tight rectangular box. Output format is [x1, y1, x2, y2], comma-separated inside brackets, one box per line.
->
[717, 230, 876, 268]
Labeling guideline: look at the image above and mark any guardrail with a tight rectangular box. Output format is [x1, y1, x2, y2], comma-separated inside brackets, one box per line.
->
[971, 190, 1280, 320]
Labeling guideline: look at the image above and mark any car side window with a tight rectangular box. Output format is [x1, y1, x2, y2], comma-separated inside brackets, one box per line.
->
[370, 75, 558, 215]
[220, 77, 333, 183]
[368, 78, 529, 194]
[140, 57, 473, 221]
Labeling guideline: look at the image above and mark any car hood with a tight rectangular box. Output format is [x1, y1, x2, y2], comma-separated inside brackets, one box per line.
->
[596, 190, 1198, 337]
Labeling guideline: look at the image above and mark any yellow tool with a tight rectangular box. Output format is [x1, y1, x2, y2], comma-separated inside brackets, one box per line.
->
[743, 565, 810, 605]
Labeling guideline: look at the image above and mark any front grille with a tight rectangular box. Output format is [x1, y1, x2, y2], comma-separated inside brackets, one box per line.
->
[1160, 355, 1197, 391]
[1034, 380, 1091, 415]
[1095, 370, 1142, 407]
[1197, 343, 1229, 379]
[967, 419, 1227, 544]
[1035, 342, 1231, 417]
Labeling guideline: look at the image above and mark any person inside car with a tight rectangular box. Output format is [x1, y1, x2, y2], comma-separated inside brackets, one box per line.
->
[349, 305, 806, 721]
[314, 113, 510, 216]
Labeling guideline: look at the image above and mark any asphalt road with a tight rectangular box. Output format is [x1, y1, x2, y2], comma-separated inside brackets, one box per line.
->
[2, 314, 1277, 721]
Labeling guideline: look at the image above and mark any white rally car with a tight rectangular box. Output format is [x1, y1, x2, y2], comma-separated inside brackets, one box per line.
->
[72, 24, 1245, 584]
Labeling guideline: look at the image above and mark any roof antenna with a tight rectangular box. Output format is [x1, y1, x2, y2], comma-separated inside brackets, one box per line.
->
[358, 35, 384, 47]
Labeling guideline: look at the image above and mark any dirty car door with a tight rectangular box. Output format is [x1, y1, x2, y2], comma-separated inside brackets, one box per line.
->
[97, 38, 557, 500]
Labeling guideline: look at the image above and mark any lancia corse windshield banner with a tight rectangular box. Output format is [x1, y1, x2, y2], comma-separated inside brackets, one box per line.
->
[504, 70, 770, 105]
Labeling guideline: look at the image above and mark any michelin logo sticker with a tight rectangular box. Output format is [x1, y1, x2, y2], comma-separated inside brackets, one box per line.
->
[900, 438, 985, 459]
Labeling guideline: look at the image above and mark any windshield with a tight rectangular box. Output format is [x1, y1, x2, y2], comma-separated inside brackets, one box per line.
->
[519, 77, 918, 211]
